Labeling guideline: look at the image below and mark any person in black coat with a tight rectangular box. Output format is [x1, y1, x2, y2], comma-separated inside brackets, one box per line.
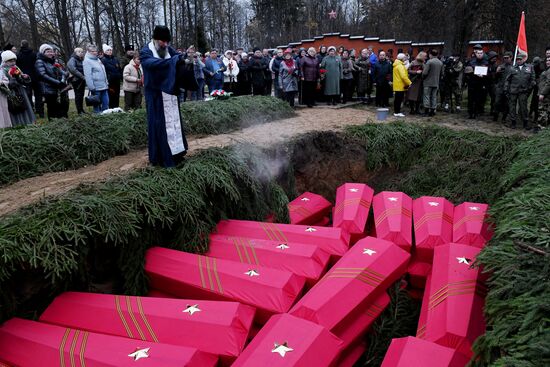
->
[237, 53, 251, 95]
[101, 44, 122, 108]
[17, 40, 44, 117]
[250, 48, 268, 96]
[35, 44, 68, 119]
[261, 49, 272, 96]
[67, 47, 86, 114]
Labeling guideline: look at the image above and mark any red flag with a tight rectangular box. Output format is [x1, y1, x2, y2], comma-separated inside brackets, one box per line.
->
[515, 11, 528, 59]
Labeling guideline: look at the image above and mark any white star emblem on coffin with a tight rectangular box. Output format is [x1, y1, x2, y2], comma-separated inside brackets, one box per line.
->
[183, 304, 201, 315]
[349, 188, 359, 193]
[245, 269, 260, 277]
[457, 257, 471, 265]
[388, 197, 398, 202]
[363, 248, 377, 256]
[276, 243, 290, 250]
[128, 347, 150, 361]
[428, 201, 439, 206]
[469, 206, 480, 211]
[271, 342, 294, 357]
[301, 197, 310, 201]
[305, 227, 317, 232]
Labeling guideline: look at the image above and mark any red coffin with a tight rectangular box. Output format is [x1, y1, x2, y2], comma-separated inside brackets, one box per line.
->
[334, 292, 390, 350]
[206, 234, 331, 284]
[424, 244, 487, 358]
[288, 192, 332, 225]
[332, 183, 374, 234]
[312, 216, 330, 227]
[336, 341, 367, 367]
[39, 292, 254, 363]
[416, 274, 431, 339]
[232, 313, 343, 367]
[145, 247, 305, 323]
[407, 258, 431, 289]
[413, 196, 454, 262]
[452, 202, 493, 247]
[372, 192, 413, 252]
[381, 336, 469, 367]
[215, 219, 351, 257]
[0, 318, 217, 367]
[289, 237, 410, 336]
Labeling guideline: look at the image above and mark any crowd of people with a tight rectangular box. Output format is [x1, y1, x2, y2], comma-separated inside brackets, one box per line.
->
[1, 38, 550, 131]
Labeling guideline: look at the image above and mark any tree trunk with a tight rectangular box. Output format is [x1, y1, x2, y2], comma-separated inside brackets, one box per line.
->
[92, 0, 102, 47]
[26, 0, 40, 49]
[53, 0, 73, 55]
[0, 15, 5, 48]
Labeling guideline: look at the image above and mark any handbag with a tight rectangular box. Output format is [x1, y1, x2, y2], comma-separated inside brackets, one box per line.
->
[0, 84, 26, 113]
[85, 91, 101, 107]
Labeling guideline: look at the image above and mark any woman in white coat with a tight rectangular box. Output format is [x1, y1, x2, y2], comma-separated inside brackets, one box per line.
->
[222, 50, 239, 93]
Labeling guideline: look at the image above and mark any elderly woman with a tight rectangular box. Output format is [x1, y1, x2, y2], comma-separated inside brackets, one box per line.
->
[278, 48, 299, 107]
[340, 50, 356, 104]
[83, 44, 109, 113]
[223, 50, 239, 93]
[1, 50, 36, 127]
[122, 54, 143, 110]
[320, 46, 342, 105]
[300, 47, 319, 108]
[354, 49, 371, 104]
[406, 51, 427, 114]
[392, 53, 411, 117]
[35, 44, 69, 119]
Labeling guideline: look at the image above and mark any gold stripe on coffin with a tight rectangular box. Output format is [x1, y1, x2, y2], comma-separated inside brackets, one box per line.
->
[59, 328, 71, 367]
[232, 237, 245, 263]
[198, 255, 207, 289]
[205, 256, 216, 292]
[452, 214, 486, 231]
[212, 257, 224, 294]
[136, 297, 159, 343]
[125, 296, 147, 341]
[417, 324, 426, 338]
[429, 280, 487, 310]
[69, 329, 80, 367]
[79, 331, 89, 367]
[333, 198, 371, 215]
[374, 207, 412, 227]
[325, 267, 385, 288]
[414, 212, 453, 230]
[115, 295, 134, 339]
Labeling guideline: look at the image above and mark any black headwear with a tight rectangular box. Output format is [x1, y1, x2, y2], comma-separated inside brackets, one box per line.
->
[152, 25, 171, 42]
[125, 44, 134, 51]
[3, 43, 14, 51]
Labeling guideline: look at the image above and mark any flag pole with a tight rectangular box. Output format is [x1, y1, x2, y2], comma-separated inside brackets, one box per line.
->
[513, 45, 518, 66]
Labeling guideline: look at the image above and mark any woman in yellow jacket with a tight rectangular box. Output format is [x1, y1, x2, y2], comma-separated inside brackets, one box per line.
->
[392, 53, 411, 117]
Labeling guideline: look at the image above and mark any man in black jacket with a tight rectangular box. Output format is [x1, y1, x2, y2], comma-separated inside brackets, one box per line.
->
[67, 47, 86, 114]
[17, 40, 44, 118]
[250, 48, 268, 96]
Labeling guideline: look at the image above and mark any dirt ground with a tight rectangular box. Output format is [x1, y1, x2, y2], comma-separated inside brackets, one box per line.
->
[0, 106, 531, 216]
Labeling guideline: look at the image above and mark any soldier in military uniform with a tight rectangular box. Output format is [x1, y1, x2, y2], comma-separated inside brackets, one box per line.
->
[529, 57, 544, 123]
[486, 51, 499, 116]
[505, 52, 535, 130]
[441, 54, 464, 113]
[493, 51, 514, 122]
[536, 57, 550, 131]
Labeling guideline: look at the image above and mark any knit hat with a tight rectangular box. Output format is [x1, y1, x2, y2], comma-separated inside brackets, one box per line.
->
[253, 47, 261, 53]
[103, 44, 113, 53]
[39, 43, 53, 54]
[1, 50, 17, 63]
[225, 50, 233, 56]
[152, 25, 171, 42]
[284, 48, 292, 54]
[487, 51, 498, 60]
[327, 46, 336, 52]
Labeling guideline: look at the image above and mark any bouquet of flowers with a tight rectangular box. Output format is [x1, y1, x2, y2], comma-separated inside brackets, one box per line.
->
[209, 89, 232, 100]
[8, 66, 21, 77]
[319, 68, 327, 80]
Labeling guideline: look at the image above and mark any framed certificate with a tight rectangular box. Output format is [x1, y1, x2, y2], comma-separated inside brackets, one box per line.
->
[474, 66, 488, 76]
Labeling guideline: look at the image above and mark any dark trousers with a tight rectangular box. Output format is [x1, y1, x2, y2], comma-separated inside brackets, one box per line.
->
[26, 81, 44, 117]
[468, 85, 485, 117]
[223, 82, 236, 94]
[283, 91, 296, 107]
[376, 83, 391, 107]
[394, 91, 405, 114]
[72, 80, 86, 114]
[530, 85, 539, 121]
[263, 78, 272, 96]
[341, 79, 353, 103]
[252, 82, 265, 96]
[302, 81, 317, 107]
[508, 92, 530, 127]
[124, 91, 142, 110]
[44, 94, 63, 120]
[108, 81, 120, 109]
[494, 90, 509, 121]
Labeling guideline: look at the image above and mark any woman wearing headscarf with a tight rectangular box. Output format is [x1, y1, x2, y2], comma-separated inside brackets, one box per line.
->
[320, 46, 342, 105]
[354, 48, 371, 104]
[35, 44, 69, 119]
[1, 50, 35, 126]
[406, 51, 426, 114]
[278, 48, 299, 107]
[392, 53, 411, 117]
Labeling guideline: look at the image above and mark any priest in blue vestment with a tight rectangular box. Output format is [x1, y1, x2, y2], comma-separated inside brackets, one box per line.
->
[140, 25, 189, 167]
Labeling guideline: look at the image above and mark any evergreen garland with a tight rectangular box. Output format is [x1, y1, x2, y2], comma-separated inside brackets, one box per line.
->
[0, 96, 294, 186]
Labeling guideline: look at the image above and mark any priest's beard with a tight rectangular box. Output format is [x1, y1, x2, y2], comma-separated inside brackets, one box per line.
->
[154, 41, 168, 58]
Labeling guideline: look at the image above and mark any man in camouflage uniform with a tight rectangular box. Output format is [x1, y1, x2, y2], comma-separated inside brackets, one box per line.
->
[441, 54, 464, 113]
[493, 51, 514, 122]
[505, 52, 535, 130]
[536, 57, 550, 131]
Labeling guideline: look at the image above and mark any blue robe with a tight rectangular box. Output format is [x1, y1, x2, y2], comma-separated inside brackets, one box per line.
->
[140, 43, 189, 167]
